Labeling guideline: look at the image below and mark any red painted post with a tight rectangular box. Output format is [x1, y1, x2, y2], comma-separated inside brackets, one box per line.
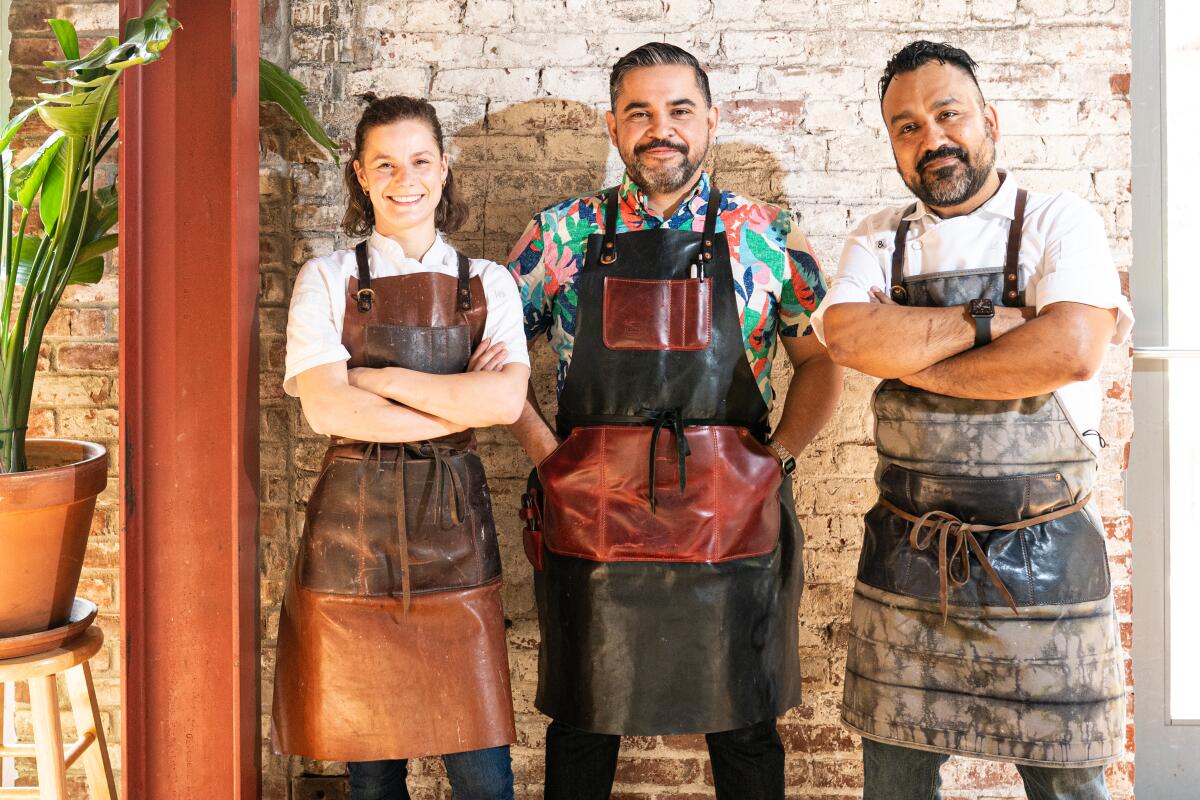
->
[118, 1, 260, 797]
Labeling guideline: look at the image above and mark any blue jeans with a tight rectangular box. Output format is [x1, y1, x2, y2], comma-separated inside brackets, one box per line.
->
[347, 745, 514, 800]
[862, 740, 1111, 800]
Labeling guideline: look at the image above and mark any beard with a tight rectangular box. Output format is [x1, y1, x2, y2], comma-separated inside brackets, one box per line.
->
[901, 134, 996, 208]
[624, 136, 709, 195]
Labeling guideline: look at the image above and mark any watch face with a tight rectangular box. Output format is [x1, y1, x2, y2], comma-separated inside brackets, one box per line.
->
[969, 298, 995, 317]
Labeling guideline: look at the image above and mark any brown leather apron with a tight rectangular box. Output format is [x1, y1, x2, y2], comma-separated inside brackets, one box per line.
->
[272, 242, 517, 762]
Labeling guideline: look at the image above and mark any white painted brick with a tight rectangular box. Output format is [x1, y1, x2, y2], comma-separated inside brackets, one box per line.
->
[541, 67, 611, 104]
[400, 0, 466, 31]
[973, 0, 1019, 21]
[919, 0, 971, 24]
[707, 65, 762, 98]
[759, 67, 870, 100]
[345, 67, 429, 97]
[722, 31, 810, 64]
[431, 67, 540, 99]
[484, 34, 593, 67]
[52, 3, 118, 31]
[465, 0, 514, 28]
[376, 32, 486, 69]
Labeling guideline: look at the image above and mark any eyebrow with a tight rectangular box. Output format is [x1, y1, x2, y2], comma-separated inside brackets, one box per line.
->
[621, 97, 698, 113]
[369, 150, 435, 161]
[888, 96, 962, 126]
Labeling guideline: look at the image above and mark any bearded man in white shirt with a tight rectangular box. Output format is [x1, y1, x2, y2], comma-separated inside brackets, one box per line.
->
[813, 41, 1131, 800]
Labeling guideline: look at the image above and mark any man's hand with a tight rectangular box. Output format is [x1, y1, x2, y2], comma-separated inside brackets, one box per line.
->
[468, 338, 508, 372]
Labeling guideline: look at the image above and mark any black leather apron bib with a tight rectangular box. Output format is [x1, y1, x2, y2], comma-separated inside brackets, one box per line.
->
[529, 186, 804, 735]
[272, 242, 516, 761]
[840, 187, 1125, 767]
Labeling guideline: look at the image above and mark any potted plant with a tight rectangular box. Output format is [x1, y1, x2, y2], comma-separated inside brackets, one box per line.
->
[0, 2, 336, 638]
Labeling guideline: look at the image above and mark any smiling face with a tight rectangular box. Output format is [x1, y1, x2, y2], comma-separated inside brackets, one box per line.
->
[882, 61, 999, 212]
[352, 118, 449, 239]
[606, 64, 717, 197]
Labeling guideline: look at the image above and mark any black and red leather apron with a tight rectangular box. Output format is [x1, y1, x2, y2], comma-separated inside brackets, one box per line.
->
[525, 186, 804, 736]
[272, 242, 517, 761]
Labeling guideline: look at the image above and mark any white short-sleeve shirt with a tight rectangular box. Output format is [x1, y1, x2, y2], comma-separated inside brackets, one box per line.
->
[810, 174, 1133, 443]
[284, 231, 530, 397]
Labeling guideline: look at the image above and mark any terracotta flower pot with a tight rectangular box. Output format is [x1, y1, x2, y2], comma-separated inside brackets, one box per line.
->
[0, 439, 108, 638]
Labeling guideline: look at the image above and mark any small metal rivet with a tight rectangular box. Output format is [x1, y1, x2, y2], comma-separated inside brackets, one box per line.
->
[605, 241, 614, 249]
[1055, 473, 1063, 481]
[704, 252, 712, 260]
[1007, 290, 1017, 298]
[705, 239, 712, 247]
[1007, 273, 1017, 282]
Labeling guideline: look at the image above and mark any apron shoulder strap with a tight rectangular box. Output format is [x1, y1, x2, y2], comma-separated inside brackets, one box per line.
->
[699, 182, 720, 267]
[354, 240, 374, 313]
[1003, 188, 1029, 307]
[454, 249, 472, 311]
[890, 205, 917, 304]
[599, 186, 620, 264]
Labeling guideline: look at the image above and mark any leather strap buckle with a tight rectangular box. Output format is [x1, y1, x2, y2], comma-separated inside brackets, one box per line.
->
[355, 287, 375, 313]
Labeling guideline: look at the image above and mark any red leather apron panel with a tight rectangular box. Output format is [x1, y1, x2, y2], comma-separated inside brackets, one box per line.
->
[538, 425, 782, 562]
[272, 577, 516, 762]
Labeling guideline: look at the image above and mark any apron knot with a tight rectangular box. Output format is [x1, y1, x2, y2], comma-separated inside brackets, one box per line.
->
[643, 408, 691, 514]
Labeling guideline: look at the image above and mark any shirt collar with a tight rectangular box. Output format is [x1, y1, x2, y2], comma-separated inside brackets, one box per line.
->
[903, 169, 1019, 223]
[367, 230, 450, 268]
[618, 170, 712, 222]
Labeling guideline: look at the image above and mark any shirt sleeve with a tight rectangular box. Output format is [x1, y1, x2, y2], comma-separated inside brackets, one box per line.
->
[479, 261, 532, 368]
[505, 213, 554, 341]
[778, 213, 830, 337]
[809, 215, 890, 345]
[283, 258, 351, 397]
[1031, 193, 1134, 345]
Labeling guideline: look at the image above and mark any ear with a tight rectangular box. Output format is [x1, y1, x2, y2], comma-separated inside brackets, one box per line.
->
[440, 151, 450, 184]
[353, 159, 368, 192]
[983, 103, 1001, 145]
[605, 110, 619, 148]
[706, 103, 719, 138]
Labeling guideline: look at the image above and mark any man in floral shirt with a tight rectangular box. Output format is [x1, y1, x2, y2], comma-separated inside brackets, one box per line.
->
[507, 42, 842, 800]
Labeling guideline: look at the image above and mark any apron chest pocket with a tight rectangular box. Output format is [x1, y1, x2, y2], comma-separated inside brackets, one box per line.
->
[602, 277, 712, 351]
[365, 324, 471, 373]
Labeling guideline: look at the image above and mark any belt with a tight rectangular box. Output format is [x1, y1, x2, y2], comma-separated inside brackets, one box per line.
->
[878, 494, 1092, 621]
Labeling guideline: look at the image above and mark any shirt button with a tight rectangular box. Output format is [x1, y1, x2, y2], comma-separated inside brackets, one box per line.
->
[911, 241, 923, 251]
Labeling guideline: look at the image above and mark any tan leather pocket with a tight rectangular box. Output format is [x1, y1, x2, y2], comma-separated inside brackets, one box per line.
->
[602, 277, 712, 351]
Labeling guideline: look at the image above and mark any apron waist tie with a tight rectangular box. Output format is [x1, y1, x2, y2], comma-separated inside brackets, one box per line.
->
[644, 409, 691, 514]
[878, 494, 1092, 622]
[353, 441, 466, 613]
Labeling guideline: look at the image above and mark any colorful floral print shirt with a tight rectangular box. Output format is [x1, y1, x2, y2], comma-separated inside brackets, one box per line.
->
[506, 171, 828, 406]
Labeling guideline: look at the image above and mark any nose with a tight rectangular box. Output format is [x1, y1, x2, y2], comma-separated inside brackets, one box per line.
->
[648, 112, 675, 140]
[917, 124, 952, 158]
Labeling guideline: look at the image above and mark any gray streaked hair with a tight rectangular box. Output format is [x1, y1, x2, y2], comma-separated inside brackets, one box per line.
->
[609, 42, 712, 109]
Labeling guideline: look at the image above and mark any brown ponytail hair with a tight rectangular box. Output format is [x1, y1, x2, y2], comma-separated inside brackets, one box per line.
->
[342, 94, 470, 237]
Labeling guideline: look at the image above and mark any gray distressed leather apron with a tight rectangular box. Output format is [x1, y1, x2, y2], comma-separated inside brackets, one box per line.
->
[841, 187, 1126, 767]
[272, 242, 517, 761]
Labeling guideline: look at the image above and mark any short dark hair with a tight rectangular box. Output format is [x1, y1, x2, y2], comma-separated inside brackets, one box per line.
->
[609, 42, 712, 109]
[342, 94, 469, 237]
[878, 40, 984, 105]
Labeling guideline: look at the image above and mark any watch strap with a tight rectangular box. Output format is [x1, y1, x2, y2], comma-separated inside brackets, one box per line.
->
[974, 313, 992, 348]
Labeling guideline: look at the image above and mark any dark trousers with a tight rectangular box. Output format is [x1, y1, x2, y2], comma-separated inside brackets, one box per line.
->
[347, 745, 514, 800]
[544, 719, 784, 800]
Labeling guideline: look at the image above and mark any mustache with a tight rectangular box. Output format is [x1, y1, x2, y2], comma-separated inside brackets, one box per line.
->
[634, 138, 689, 156]
[917, 146, 969, 172]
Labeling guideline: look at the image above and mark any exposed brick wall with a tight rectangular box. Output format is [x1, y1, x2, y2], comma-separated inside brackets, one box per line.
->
[261, 2, 1135, 799]
[7, 0, 1135, 797]
[5, 1, 121, 793]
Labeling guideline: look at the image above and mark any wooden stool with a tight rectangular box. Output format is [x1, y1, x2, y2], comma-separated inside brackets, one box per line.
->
[0, 627, 116, 799]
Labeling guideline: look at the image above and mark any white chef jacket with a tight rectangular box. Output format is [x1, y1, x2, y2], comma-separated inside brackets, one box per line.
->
[810, 173, 1133, 444]
[284, 231, 530, 396]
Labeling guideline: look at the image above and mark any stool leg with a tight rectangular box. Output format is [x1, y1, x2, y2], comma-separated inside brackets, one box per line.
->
[28, 675, 67, 800]
[65, 663, 116, 800]
[1, 681, 14, 787]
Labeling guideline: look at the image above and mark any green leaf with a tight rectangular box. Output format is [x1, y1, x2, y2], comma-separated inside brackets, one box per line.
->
[47, 19, 80, 60]
[64, 256, 104, 286]
[12, 239, 102, 287]
[36, 88, 119, 135]
[75, 233, 118, 264]
[8, 133, 65, 209]
[0, 104, 40, 151]
[36, 145, 71, 235]
[260, 57, 339, 163]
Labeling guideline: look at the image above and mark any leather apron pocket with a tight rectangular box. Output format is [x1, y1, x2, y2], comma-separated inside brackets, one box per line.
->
[602, 276, 711, 351]
[365, 324, 471, 373]
[537, 425, 781, 562]
[299, 447, 500, 596]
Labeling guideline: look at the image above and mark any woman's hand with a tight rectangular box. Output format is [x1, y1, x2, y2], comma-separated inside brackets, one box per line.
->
[468, 338, 508, 372]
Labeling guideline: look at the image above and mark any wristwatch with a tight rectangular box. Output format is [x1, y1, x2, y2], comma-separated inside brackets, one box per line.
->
[966, 298, 995, 348]
[768, 438, 797, 475]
